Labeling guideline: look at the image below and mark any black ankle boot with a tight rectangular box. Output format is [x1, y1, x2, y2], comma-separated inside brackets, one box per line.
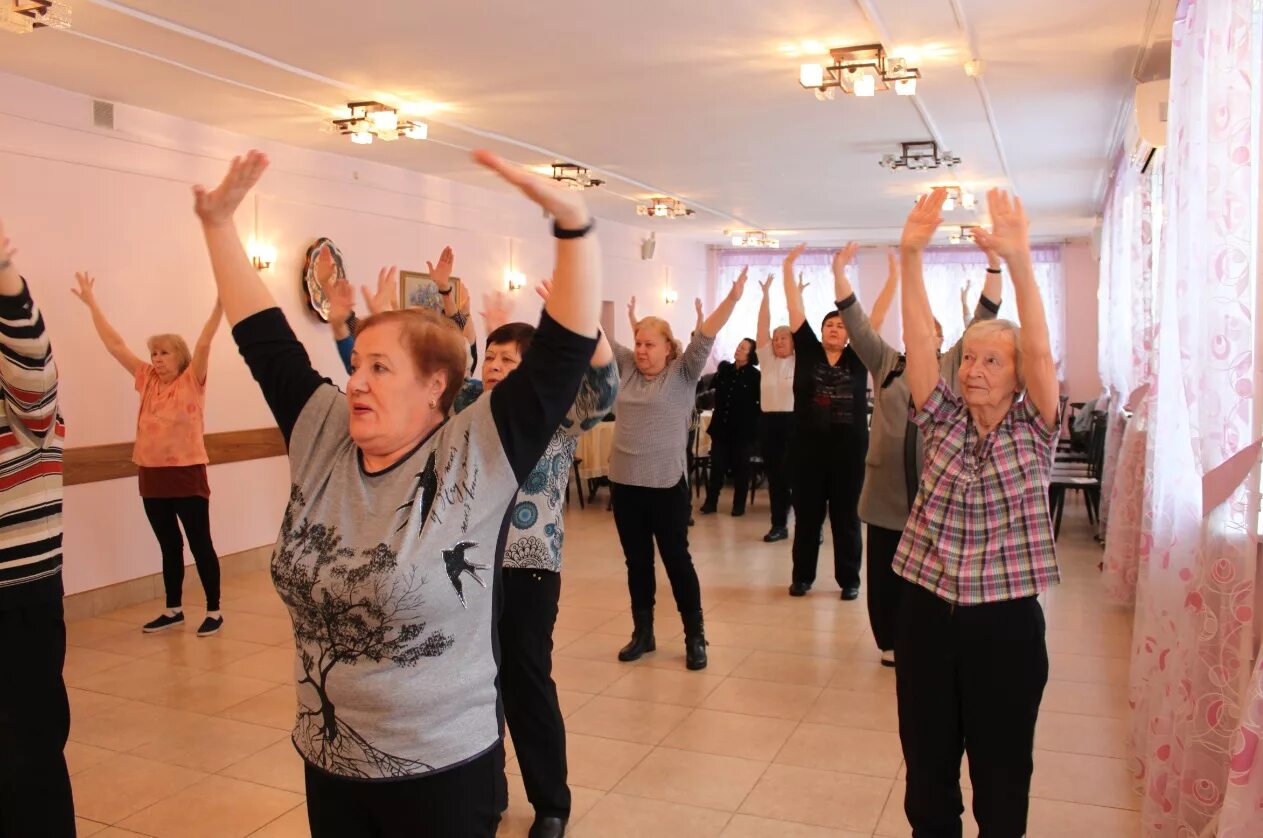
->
[618, 609, 655, 662]
[682, 610, 708, 670]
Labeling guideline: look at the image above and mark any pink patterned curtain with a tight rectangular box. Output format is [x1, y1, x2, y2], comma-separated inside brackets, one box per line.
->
[1125, 0, 1261, 834]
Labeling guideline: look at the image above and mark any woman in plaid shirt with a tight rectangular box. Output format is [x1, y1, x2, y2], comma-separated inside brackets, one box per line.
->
[894, 187, 1062, 837]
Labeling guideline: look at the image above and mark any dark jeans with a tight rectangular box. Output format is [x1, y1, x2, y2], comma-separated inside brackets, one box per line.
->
[895, 579, 1048, 838]
[305, 744, 502, 837]
[865, 525, 904, 651]
[499, 568, 569, 819]
[142, 496, 221, 610]
[611, 478, 701, 614]
[789, 432, 865, 589]
[0, 597, 75, 838]
[759, 412, 793, 528]
[704, 435, 754, 514]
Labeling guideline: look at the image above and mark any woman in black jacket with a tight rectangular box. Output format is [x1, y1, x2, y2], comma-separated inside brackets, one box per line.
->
[700, 338, 761, 516]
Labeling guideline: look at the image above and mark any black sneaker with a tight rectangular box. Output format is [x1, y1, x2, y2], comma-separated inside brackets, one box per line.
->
[196, 616, 224, 637]
[841, 586, 860, 601]
[763, 527, 788, 543]
[143, 612, 185, 633]
[699, 505, 717, 515]
[788, 582, 811, 597]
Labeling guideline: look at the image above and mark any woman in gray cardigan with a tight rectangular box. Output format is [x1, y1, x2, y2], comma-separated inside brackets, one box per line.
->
[835, 246, 1003, 667]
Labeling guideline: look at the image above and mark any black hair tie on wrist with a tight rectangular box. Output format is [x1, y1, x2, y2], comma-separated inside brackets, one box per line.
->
[553, 219, 595, 239]
[986, 267, 1002, 274]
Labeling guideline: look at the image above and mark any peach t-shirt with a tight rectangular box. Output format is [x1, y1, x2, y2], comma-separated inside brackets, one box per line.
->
[132, 365, 209, 467]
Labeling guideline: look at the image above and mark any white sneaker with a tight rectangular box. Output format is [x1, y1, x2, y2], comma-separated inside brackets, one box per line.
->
[880, 649, 896, 668]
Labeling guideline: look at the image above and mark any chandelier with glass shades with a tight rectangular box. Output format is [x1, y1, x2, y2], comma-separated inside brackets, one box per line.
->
[799, 43, 920, 100]
[550, 163, 604, 190]
[880, 140, 961, 171]
[637, 197, 695, 218]
[331, 101, 428, 145]
[728, 231, 780, 248]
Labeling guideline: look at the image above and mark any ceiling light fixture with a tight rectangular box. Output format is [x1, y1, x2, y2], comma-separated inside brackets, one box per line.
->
[798, 43, 921, 99]
[331, 101, 428, 145]
[550, 163, 604, 190]
[948, 225, 984, 245]
[916, 185, 975, 212]
[727, 231, 780, 248]
[880, 140, 961, 171]
[637, 197, 695, 218]
[0, 0, 70, 34]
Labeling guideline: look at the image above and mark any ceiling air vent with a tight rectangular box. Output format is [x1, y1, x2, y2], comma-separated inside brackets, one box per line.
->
[92, 99, 114, 130]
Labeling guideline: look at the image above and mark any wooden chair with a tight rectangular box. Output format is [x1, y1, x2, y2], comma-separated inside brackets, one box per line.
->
[1049, 410, 1107, 538]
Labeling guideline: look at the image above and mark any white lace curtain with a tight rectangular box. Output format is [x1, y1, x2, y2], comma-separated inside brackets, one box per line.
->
[712, 246, 1066, 375]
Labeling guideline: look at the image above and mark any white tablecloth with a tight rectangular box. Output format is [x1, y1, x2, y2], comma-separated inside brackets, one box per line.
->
[576, 422, 617, 481]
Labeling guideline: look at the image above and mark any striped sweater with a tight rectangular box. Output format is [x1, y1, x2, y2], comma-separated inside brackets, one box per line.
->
[0, 279, 64, 608]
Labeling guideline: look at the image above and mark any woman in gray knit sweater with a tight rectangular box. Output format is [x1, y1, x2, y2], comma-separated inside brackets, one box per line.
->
[609, 272, 748, 670]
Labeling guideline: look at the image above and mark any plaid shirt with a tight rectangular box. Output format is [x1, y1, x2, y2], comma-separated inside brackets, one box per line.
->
[893, 379, 1061, 605]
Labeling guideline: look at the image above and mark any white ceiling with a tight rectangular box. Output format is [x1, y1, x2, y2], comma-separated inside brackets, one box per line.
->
[0, 0, 1172, 243]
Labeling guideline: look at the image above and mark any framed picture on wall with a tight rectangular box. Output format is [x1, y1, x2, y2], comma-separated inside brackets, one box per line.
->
[399, 271, 469, 314]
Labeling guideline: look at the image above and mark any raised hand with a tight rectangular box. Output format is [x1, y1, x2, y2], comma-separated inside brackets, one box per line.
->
[831, 242, 859, 277]
[481, 290, 512, 333]
[901, 187, 947, 251]
[361, 266, 398, 315]
[320, 272, 354, 326]
[972, 189, 1029, 263]
[728, 267, 749, 301]
[798, 273, 810, 293]
[784, 242, 806, 274]
[193, 150, 269, 226]
[472, 150, 590, 230]
[535, 278, 554, 302]
[70, 271, 98, 307]
[886, 248, 898, 278]
[627, 296, 638, 320]
[314, 247, 337, 285]
[0, 219, 15, 266]
[694, 297, 704, 317]
[427, 246, 455, 291]
[759, 273, 774, 295]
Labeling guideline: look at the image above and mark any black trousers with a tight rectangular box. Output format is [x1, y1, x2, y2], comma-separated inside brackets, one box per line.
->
[759, 413, 793, 528]
[895, 579, 1048, 838]
[611, 478, 701, 614]
[865, 525, 904, 652]
[0, 598, 75, 838]
[789, 433, 865, 589]
[142, 496, 221, 611]
[305, 744, 502, 837]
[499, 568, 569, 819]
[703, 435, 754, 513]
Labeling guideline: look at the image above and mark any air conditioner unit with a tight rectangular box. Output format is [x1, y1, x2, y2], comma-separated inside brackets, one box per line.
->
[1128, 79, 1169, 174]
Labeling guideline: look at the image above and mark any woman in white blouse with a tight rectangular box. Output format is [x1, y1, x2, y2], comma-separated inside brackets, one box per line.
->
[755, 273, 796, 542]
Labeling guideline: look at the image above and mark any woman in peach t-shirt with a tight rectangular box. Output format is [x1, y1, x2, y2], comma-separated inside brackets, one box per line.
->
[73, 273, 226, 637]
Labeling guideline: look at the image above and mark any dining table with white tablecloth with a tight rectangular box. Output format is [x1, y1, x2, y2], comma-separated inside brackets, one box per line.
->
[575, 411, 713, 487]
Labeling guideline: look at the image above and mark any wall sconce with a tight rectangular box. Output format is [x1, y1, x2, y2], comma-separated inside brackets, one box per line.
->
[663, 287, 679, 305]
[247, 194, 275, 271]
[505, 239, 526, 290]
[248, 240, 277, 271]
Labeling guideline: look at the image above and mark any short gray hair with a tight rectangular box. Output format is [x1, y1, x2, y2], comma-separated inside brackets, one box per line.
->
[962, 318, 1023, 390]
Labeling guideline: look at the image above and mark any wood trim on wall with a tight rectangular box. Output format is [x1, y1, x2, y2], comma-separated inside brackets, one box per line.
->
[62, 427, 286, 486]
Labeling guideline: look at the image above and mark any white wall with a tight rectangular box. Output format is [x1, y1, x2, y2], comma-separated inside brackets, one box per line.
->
[0, 71, 709, 596]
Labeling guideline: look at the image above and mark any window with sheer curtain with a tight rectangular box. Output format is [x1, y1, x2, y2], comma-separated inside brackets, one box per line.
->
[711, 246, 1066, 374]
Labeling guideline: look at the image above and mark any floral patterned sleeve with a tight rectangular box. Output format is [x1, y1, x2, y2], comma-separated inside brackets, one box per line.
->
[560, 360, 619, 438]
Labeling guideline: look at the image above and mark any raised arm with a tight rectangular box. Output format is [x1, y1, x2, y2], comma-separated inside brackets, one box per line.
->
[319, 270, 356, 375]
[193, 151, 324, 442]
[694, 297, 704, 335]
[474, 151, 600, 481]
[537, 278, 613, 368]
[977, 238, 1004, 308]
[0, 222, 58, 444]
[834, 244, 897, 372]
[70, 273, 145, 377]
[972, 190, 1058, 426]
[361, 266, 398, 316]
[899, 189, 948, 409]
[782, 244, 807, 331]
[699, 267, 747, 338]
[870, 249, 898, 333]
[756, 273, 773, 347]
[190, 299, 223, 385]
[626, 296, 638, 336]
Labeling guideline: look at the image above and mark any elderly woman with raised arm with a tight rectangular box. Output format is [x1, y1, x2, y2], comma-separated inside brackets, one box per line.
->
[72, 274, 226, 636]
[834, 245, 1003, 668]
[609, 273, 747, 671]
[194, 149, 600, 838]
[781, 245, 869, 601]
[894, 188, 1061, 837]
[754, 273, 795, 542]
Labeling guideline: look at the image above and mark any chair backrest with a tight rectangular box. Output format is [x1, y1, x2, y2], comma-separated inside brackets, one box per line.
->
[1089, 410, 1109, 479]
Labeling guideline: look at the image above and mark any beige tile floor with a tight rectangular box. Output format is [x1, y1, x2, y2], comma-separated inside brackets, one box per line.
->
[66, 496, 1140, 837]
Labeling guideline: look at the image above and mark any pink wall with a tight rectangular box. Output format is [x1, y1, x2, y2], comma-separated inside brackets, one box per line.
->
[1060, 240, 1103, 402]
[0, 71, 709, 596]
